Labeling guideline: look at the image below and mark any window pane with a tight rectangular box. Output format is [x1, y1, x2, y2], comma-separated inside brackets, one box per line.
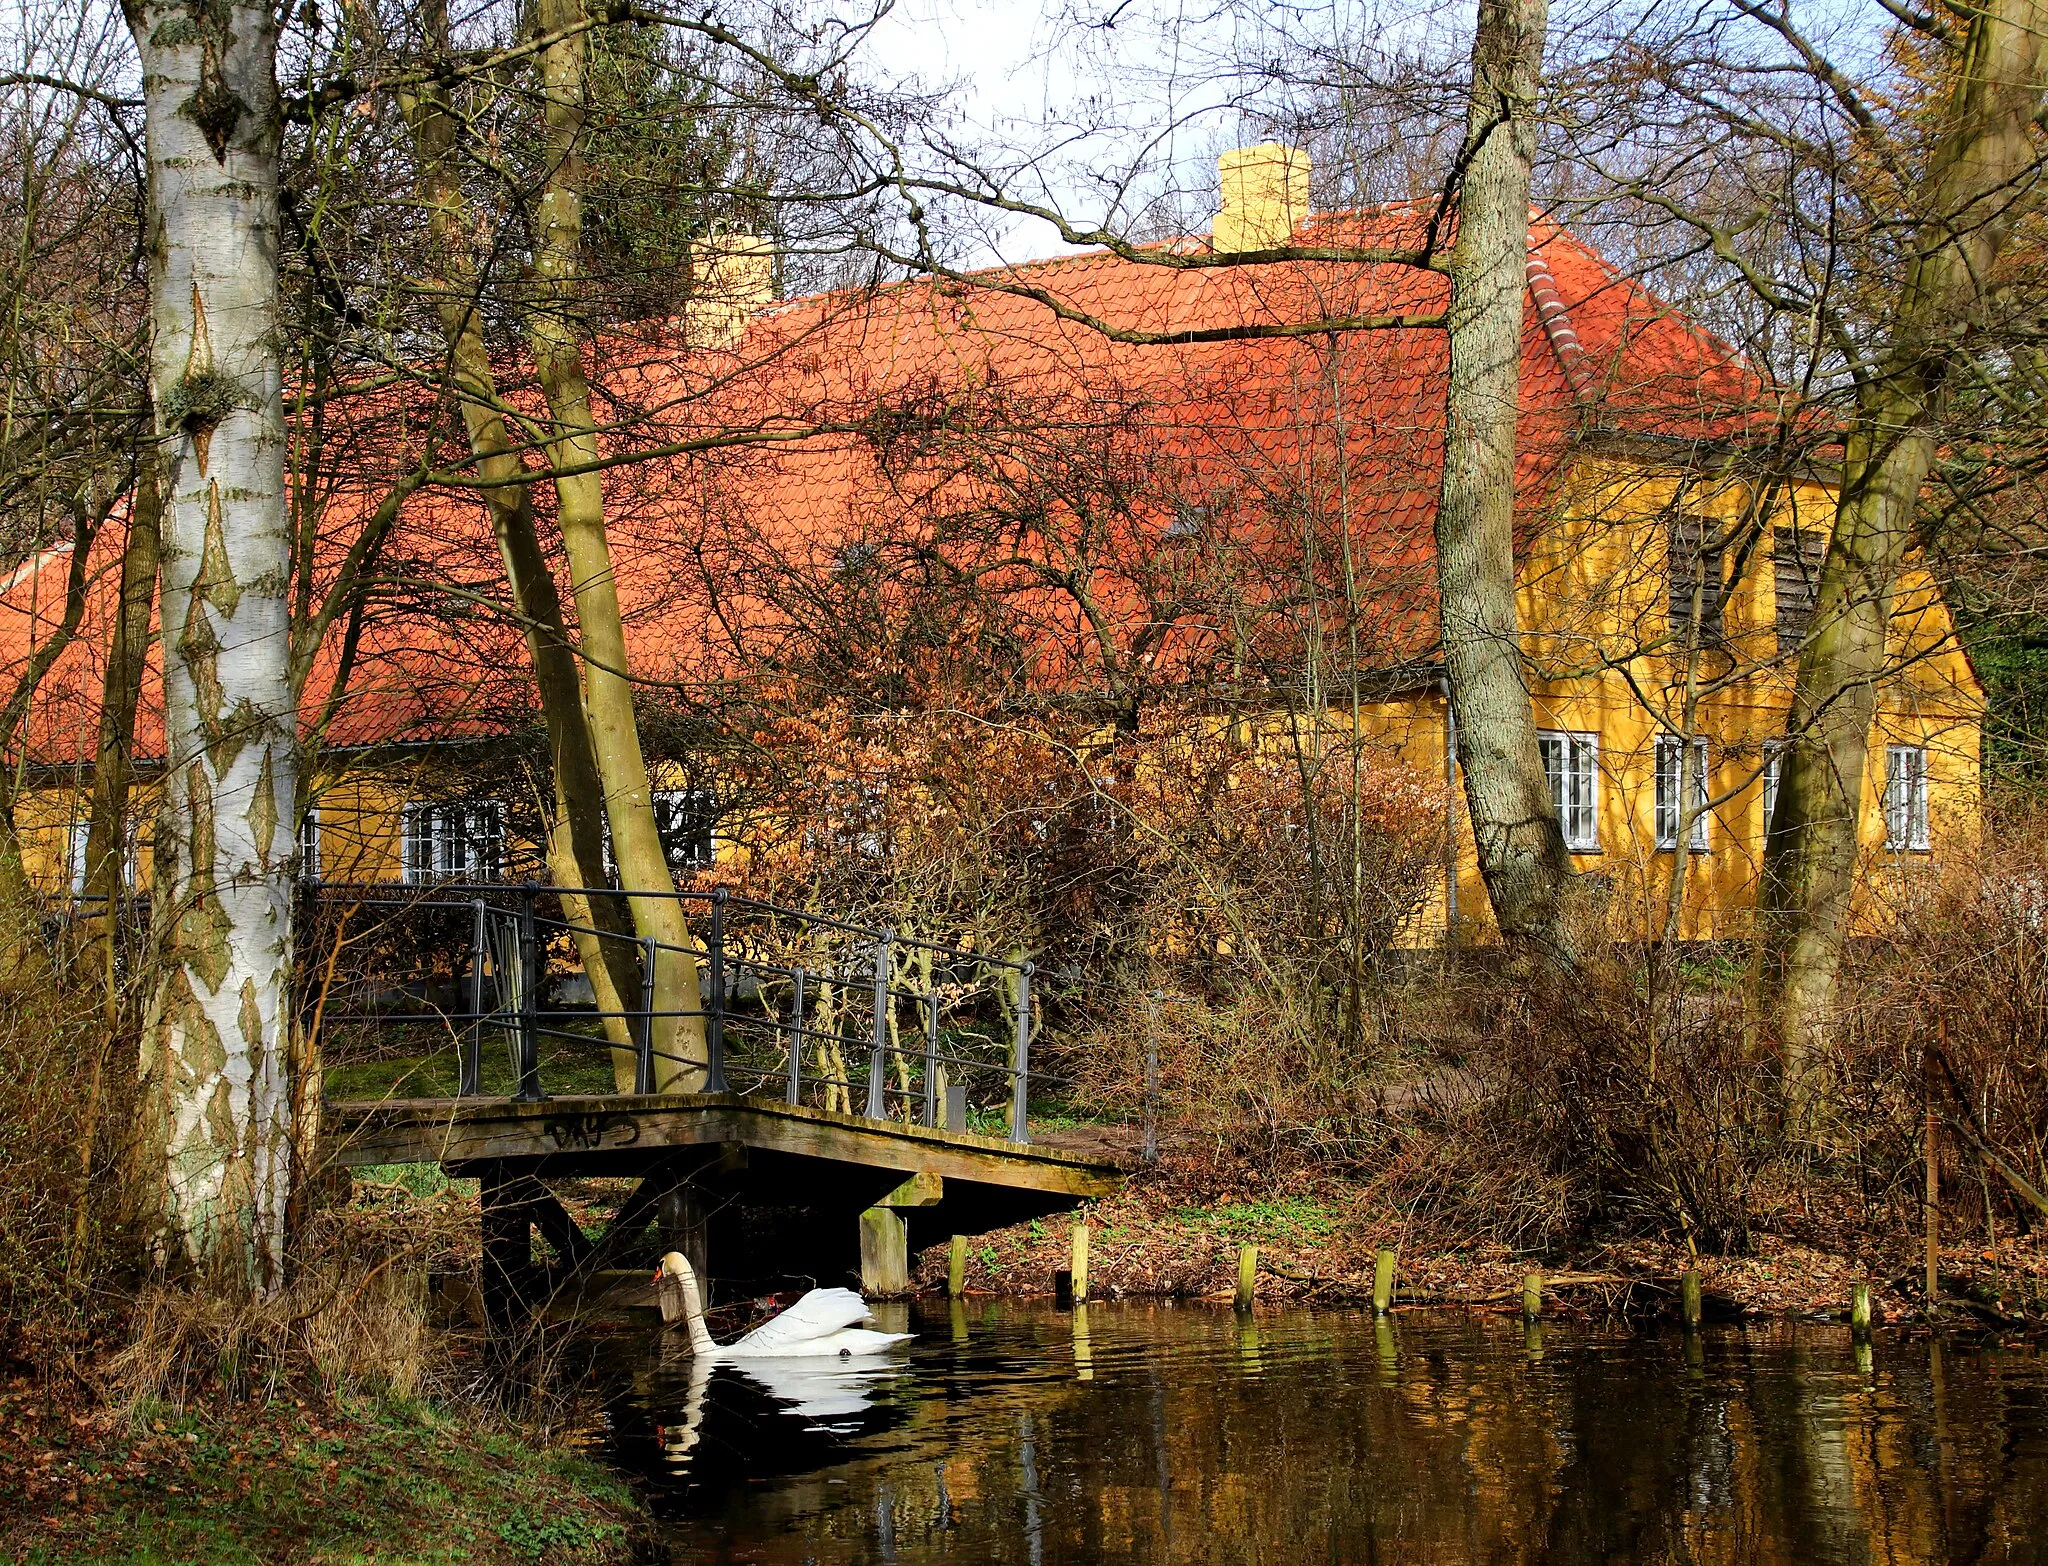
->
[1538, 731, 1600, 851]
[1655, 739, 1674, 848]
[653, 790, 716, 870]
[1539, 734, 1565, 826]
[1653, 737, 1707, 851]
[1884, 746, 1930, 850]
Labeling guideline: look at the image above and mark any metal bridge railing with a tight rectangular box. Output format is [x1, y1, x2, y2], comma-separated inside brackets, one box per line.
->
[298, 881, 1035, 1144]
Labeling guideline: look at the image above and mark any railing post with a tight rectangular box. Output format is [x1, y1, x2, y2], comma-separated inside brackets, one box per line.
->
[704, 886, 730, 1093]
[634, 930, 657, 1095]
[787, 965, 806, 1106]
[866, 929, 892, 1120]
[924, 988, 940, 1128]
[513, 882, 544, 1101]
[461, 898, 485, 1097]
[1009, 960, 1032, 1144]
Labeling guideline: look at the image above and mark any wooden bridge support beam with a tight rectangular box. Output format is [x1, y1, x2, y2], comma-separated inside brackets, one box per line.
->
[859, 1170, 942, 1296]
[660, 1184, 710, 1294]
[480, 1163, 535, 1338]
[859, 1206, 909, 1296]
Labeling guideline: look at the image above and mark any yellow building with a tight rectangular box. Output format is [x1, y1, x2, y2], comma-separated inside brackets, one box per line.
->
[0, 147, 1982, 950]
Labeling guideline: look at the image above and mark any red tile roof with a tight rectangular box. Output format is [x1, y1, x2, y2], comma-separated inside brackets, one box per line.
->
[0, 207, 1769, 767]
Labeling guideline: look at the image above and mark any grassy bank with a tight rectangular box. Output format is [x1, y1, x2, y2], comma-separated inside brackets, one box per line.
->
[0, 1381, 638, 1566]
[923, 1135, 2048, 1328]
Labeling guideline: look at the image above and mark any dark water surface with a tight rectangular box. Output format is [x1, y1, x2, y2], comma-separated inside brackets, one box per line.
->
[586, 1301, 2048, 1564]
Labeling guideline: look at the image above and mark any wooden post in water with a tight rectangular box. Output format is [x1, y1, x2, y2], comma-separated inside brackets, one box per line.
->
[1850, 1279, 1872, 1339]
[948, 1233, 969, 1298]
[1070, 1221, 1090, 1305]
[1522, 1272, 1543, 1322]
[1373, 1249, 1397, 1315]
[1680, 1270, 1703, 1331]
[1236, 1245, 1258, 1312]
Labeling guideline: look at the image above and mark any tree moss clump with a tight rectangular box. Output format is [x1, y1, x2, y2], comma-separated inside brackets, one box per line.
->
[162, 367, 245, 432]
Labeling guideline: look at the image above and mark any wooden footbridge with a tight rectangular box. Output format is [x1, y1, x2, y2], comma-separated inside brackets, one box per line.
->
[309, 884, 1123, 1326]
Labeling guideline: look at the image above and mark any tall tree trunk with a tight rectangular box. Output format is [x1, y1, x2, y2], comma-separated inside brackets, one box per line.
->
[525, 0, 705, 1088]
[1436, 0, 1572, 961]
[128, 0, 297, 1284]
[77, 450, 163, 991]
[1761, 0, 2048, 1107]
[397, 8, 644, 1079]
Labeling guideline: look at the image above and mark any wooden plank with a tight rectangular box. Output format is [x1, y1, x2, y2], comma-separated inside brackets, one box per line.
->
[878, 1172, 942, 1207]
[322, 1092, 1122, 1199]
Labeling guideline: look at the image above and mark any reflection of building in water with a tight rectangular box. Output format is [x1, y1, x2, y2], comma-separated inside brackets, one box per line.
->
[617, 1308, 2045, 1562]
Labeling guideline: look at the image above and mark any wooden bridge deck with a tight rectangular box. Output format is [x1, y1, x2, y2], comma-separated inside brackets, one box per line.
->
[323, 1092, 1119, 1197]
[321, 1093, 1125, 1315]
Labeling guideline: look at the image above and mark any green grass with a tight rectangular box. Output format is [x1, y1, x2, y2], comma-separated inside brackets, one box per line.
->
[323, 1027, 622, 1102]
[352, 1163, 476, 1201]
[1173, 1197, 1343, 1245]
[8, 1398, 635, 1566]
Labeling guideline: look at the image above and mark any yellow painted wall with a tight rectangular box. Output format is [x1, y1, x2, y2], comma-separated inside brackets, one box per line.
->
[12, 457, 1983, 951]
[1373, 456, 1983, 944]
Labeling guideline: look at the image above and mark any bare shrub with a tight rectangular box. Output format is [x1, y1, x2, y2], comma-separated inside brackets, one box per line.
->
[1835, 802, 2048, 1235]
[1395, 953, 1783, 1256]
[0, 973, 140, 1369]
[1070, 722, 1447, 1154]
[107, 1197, 477, 1414]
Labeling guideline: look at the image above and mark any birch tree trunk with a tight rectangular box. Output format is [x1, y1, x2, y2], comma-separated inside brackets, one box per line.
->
[128, 0, 297, 1283]
[1436, 0, 1573, 962]
[525, 0, 705, 1088]
[1761, 0, 2048, 1107]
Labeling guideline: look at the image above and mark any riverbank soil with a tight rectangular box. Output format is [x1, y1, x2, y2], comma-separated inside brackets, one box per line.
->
[0, 1376, 639, 1565]
[921, 1131, 2048, 1327]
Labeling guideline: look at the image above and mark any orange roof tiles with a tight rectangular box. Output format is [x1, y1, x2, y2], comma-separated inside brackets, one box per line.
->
[0, 206, 1769, 768]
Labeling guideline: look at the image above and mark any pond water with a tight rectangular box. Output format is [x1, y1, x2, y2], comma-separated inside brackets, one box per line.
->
[589, 1300, 2048, 1564]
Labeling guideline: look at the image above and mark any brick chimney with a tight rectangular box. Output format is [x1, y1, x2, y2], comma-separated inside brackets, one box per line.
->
[1213, 143, 1310, 254]
[685, 233, 775, 346]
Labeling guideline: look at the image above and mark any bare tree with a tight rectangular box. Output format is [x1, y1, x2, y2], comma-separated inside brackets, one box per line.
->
[1759, 0, 2048, 1101]
[1436, 0, 1574, 961]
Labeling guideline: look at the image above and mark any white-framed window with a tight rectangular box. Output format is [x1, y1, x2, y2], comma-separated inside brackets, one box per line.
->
[653, 789, 717, 871]
[1762, 748, 1783, 835]
[403, 800, 504, 884]
[66, 816, 143, 894]
[1654, 735, 1711, 851]
[298, 810, 322, 883]
[1537, 730, 1601, 852]
[1884, 745, 1931, 852]
[66, 818, 90, 893]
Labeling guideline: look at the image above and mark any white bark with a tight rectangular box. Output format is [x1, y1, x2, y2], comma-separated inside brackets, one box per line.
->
[130, 0, 296, 1285]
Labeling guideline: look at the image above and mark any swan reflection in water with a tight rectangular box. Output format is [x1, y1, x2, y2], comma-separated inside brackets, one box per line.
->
[647, 1250, 916, 1472]
[653, 1348, 914, 1474]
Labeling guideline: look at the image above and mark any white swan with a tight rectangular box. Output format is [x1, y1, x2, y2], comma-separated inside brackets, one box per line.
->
[655, 1252, 914, 1359]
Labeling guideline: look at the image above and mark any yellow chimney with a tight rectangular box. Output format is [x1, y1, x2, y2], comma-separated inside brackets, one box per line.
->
[1213, 144, 1310, 254]
[685, 233, 775, 346]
